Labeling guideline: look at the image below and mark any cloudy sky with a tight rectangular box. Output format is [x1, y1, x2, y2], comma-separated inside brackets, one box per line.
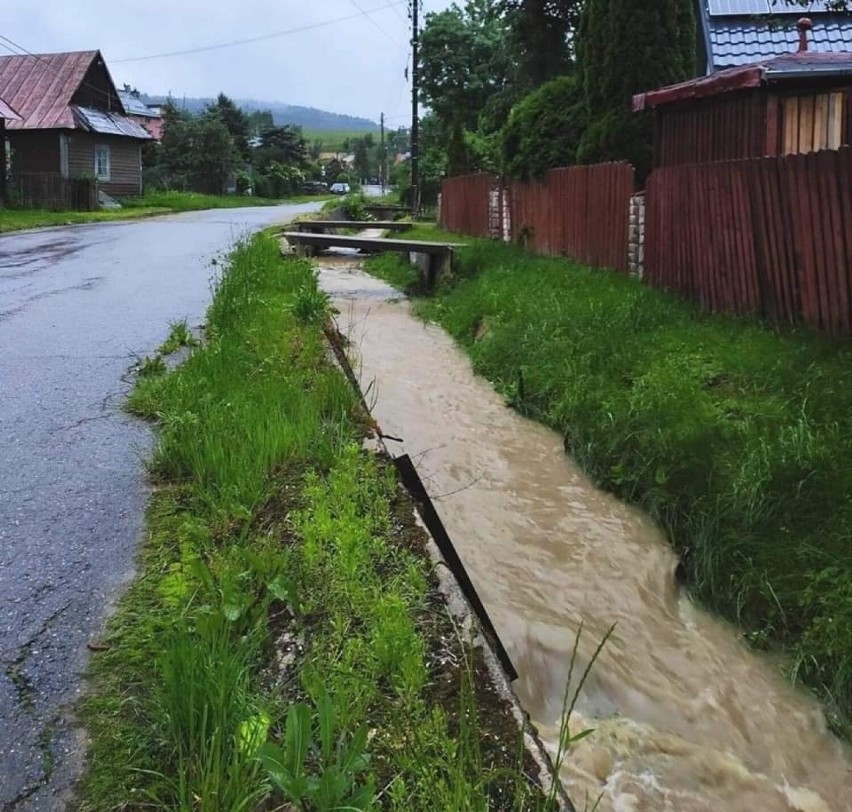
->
[2, 0, 455, 126]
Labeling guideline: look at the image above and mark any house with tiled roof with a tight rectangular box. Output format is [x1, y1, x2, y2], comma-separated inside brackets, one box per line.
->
[698, 0, 852, 73]
[635, 19, 852, 169]
[0, 50, 152, 198]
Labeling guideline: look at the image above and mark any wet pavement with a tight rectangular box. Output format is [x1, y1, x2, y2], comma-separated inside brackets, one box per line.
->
[0, 203, 321, 810]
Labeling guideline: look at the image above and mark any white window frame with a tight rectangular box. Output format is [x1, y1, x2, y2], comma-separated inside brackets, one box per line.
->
[94, 143, 111, 181]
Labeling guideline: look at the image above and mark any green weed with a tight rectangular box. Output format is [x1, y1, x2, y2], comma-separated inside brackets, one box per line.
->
[258, 692, 375, 811]
[158, 319, 200, 355]
[135, 354, 167, 378]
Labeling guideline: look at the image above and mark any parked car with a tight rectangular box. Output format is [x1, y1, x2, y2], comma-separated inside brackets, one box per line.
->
[300, 181, 329, 195]
[330, 182, 351, 195]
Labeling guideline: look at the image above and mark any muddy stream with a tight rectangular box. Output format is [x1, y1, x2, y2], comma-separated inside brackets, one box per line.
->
[317, 253, 852, 812]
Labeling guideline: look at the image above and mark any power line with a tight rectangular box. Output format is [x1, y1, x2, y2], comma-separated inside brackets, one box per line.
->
[347, 0, 403, 46]
[112, 1, 406, 64]
[390, 1, 409, 26]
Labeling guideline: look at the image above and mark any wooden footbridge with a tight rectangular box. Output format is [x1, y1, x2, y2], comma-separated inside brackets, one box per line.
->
[281, 223, 462, 289]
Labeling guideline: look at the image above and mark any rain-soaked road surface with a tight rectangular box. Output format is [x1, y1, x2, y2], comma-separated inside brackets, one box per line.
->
[0, 204, 320, 810]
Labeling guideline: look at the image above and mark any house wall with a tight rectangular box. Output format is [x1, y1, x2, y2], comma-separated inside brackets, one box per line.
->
[6, 131, 61, 174]
[654, 85, 852, 169]
[0, 119, 6, 204]
[68, 133, 142, 196]
[653, 91, 768, 167]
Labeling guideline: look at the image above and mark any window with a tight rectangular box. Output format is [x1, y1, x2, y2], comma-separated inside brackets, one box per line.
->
[94, 144, 110, 181]
[780, 93, 844, 156]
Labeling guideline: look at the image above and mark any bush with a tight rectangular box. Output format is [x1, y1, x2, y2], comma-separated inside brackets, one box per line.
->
[576, 108, 653, 182]
[501, 75, 587, 179]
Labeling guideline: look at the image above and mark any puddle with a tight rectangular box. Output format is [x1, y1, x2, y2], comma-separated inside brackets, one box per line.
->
[318, 259, 852, 812]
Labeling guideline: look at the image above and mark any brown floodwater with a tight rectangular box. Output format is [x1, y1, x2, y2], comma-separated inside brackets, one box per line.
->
[318, 255, 852, 812]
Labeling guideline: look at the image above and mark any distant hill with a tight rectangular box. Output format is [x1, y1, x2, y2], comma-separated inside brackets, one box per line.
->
[139, 94, 378, 132]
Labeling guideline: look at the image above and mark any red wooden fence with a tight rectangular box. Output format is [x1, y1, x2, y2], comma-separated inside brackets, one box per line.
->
[509, 163, 635, 272]
[440, 163, 635, 272]
[645, 147, 852, 333]
[439, 173, 497, 238]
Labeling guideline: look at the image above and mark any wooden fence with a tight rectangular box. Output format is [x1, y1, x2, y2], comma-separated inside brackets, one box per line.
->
[11, 173, 98, 211]
[439, 163, 635, 272]
[439, 173, 497, 238]
[509, 163, 635, 272]
[645, 147, 852, 333]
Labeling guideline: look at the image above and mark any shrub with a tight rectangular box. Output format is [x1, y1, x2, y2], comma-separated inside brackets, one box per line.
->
[501, 75, 587, 180]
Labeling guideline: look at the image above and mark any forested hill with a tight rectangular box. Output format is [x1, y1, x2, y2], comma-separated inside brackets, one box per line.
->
[139, 94, 378, 131]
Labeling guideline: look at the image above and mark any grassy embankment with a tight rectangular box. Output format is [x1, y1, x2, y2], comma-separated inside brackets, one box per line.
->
[365, 230, 852, 735]
[0, 190, 329, 234]
[302, 129, 378, 152]
[76, 231, 586, 811]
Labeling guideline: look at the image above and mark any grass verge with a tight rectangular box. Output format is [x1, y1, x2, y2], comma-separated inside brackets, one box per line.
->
[0, 206, 169, 233]
[0, 191, 331, 234]
[75, 231, 567, 811]
[364, 233, 852, 736]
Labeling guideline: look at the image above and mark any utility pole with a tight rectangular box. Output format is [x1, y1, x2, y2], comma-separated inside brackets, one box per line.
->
[380, 111, 386, 195]
[410, 0, 420, 216]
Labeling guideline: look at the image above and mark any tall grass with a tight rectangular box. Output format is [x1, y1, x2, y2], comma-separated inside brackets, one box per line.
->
[80, 232, 582, 811]
[368, 237, 852, 733]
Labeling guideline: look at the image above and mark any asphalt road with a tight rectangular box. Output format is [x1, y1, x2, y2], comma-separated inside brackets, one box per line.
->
[0, 202, 322, 810]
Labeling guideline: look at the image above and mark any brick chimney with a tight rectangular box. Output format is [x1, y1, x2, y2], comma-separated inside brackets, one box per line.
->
[797, 17, 813, 52]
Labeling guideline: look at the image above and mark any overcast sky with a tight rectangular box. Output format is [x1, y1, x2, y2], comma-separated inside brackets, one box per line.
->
[2, 0, 455, 126]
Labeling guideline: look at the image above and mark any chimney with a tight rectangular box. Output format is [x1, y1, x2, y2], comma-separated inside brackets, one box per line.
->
[797, 17, 813, 52]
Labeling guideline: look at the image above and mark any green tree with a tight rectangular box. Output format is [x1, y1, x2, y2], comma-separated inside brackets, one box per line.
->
[353, 138, 371, 179]
[192, 114, 240, 193]
[501, 75, 586, 178]
[505, 0, 583, 89]
[419, 0, 514, 165]
[158, 100, 195, 184]
[206, 93, 251, 161]
[576, 0, 696, 178]
[247, 109, 274, 135]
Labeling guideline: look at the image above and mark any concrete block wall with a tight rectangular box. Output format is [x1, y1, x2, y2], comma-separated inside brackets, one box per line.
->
[628, 192, 645, 277]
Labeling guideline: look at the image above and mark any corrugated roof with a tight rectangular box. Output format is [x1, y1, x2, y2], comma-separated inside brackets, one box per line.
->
[0, 96, 20, 120]
[700, 1, 852, 70]
[634, 51, 852, 110]
[117, 89, 158, 118]
[73, 106, 152, 139]
[0, 51, 100, 129]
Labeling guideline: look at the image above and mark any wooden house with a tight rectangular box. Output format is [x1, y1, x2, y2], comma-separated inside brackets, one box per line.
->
[0, 50, 152, 199]
[0, 95, 21, 204]
[634, 21, 852, 169]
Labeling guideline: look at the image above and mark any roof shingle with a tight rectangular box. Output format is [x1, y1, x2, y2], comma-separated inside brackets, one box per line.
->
[699, 0, 852, 71]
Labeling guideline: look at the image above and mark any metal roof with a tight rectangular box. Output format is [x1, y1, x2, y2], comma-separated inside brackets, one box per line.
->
[0, 51, 100, 129]
[0, 96, 20, 120]
[700, 1, 852, 70]
[73, 106, 152, 139]
[117, 89, 159, 118]
[634, 51, 852, 109]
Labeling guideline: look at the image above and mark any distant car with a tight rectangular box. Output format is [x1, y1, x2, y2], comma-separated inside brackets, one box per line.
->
[330, 182, 351, 195]
[300, 181, 329, 195]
